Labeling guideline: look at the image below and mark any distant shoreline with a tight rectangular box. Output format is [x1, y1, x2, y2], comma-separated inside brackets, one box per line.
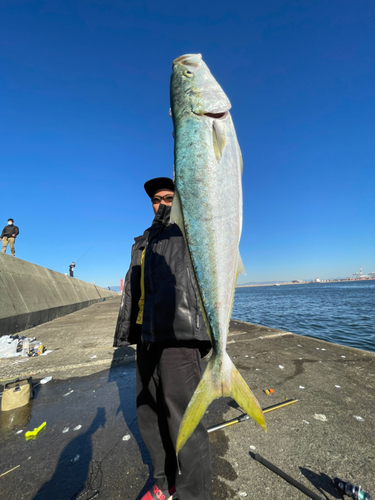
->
[236, 278, 374, 288]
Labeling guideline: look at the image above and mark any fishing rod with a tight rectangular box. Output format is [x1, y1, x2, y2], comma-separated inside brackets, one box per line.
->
[207, 398, 300, 433]
[253, 455, 373, 500]
[93, 283, 104, 301]
[253, 453, 325, 500]
[211, 398, 372, 500]
[75, 245, 94, 265]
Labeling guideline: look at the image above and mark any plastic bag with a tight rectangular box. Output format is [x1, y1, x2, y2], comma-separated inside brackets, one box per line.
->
[0, 336, 20, 358]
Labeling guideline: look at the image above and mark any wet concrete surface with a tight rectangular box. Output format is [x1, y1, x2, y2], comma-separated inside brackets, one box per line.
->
[0, 299, 374, 499]
[0, 355, 233, 500]
[1, 359, 150, 499]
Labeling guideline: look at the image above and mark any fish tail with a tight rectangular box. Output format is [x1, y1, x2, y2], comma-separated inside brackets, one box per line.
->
[226, 354, 267, 432]
[176, 353, 266, 455]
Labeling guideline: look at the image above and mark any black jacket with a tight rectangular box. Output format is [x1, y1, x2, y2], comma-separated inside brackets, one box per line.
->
[1, 225, 19, 238]
[113, 204, 211, 349]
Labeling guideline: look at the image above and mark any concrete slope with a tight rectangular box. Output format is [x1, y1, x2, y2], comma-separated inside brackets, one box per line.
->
[0, 253, 118, 336]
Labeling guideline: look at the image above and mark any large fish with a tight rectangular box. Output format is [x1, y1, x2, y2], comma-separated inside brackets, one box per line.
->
[170, 54, 267, 456]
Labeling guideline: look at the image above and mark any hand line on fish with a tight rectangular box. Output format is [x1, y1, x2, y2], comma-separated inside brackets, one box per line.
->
[170, 53, 266, 457]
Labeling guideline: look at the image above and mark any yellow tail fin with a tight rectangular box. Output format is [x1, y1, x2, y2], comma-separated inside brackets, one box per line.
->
[176, 352, 266, 455]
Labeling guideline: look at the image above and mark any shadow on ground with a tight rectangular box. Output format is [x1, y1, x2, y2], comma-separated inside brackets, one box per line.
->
[33, 407, 106, 500]
[299, 467, 342, 499]
[26, 346, 153, 500]
[108, 346, 154, 500]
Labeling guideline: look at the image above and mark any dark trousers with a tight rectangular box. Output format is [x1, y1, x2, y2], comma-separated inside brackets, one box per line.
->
[136, 342, 212, 500]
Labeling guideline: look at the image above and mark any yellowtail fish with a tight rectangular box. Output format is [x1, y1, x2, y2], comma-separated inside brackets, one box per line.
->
[170, 54, 267, 456]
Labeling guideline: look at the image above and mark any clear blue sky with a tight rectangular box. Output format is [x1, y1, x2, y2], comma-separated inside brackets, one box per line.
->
[1, 0, 374, 286]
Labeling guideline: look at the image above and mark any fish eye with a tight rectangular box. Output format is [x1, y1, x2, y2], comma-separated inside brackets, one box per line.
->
[184, 70, 194, 77]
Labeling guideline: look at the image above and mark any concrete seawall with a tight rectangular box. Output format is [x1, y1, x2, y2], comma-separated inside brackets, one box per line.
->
[0, 253, 118, 335]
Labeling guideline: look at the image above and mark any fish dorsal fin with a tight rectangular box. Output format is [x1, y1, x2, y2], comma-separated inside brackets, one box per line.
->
[212, 120, 226, 161]
[237, 252, 246, 276]
[170, 189, 186, 237]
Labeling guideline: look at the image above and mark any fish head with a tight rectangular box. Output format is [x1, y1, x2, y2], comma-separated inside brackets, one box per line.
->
[171, 54, 231, 118]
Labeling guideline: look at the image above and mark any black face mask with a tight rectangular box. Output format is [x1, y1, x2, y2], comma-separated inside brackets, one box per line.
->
[154, 203, 171, 224]
[157, 203, 171, 213]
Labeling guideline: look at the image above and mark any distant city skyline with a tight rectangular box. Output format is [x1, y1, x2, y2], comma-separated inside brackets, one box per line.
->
[237, 274, 375, 286]
[235, 265, 375, 286]
[236, 267, 375, 286]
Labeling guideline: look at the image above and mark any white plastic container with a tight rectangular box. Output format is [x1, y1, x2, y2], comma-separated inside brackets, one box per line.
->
[22, 339, 30, 357]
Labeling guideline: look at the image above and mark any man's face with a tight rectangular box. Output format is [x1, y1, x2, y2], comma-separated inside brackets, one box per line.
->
[152, 188, 174, 215]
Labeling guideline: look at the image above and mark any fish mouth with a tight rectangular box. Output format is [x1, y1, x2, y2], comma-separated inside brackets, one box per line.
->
[194, 111, 229, 120]
[173, 53, 202, 67]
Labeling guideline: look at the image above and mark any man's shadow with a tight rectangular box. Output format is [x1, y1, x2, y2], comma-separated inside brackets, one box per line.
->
[109, 347, 154, 500]
[33, 407, 106, 500]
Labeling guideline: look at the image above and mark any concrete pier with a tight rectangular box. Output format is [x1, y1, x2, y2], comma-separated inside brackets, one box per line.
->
[0, 253, 117, 335]
[0, 297, 374, 500]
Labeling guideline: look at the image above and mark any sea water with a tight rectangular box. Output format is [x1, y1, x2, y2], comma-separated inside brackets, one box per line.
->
[232, 281, 375, 353]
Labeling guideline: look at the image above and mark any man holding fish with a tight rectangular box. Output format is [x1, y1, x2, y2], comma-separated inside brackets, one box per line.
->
[114, 54, 265, 500]
[114, 177, 212, 500]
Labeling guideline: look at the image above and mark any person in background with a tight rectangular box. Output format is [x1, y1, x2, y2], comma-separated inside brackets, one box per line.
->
[69, 262, 75, 277]
[114, 177, 212, 500]
[1, 218, 19, 256]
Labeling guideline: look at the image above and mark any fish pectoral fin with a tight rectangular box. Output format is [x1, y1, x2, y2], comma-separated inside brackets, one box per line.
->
[170, 190, 186, 237]
[237, 252, 246, 276]
[176, 353, 266, 456]
[212, 120, 226, 161]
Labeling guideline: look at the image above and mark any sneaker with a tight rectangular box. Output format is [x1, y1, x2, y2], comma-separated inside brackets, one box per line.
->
[169, 486, 178, 499]
[140, 484, 172, 500]
[169, 485, 178, 499]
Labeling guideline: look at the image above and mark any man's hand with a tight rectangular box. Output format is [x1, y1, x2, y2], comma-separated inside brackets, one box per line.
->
[12, 234, 16, 237]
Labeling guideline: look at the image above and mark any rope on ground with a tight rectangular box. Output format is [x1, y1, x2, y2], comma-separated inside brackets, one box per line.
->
[74, 432, 127, 500]
[75, 459, 103, 500]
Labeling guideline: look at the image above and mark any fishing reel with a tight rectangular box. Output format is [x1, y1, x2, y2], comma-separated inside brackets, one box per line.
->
[333, 477, 372, 500]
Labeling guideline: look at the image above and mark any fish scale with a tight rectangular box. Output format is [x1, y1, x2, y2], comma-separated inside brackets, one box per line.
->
[170, 53, 267, 456]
